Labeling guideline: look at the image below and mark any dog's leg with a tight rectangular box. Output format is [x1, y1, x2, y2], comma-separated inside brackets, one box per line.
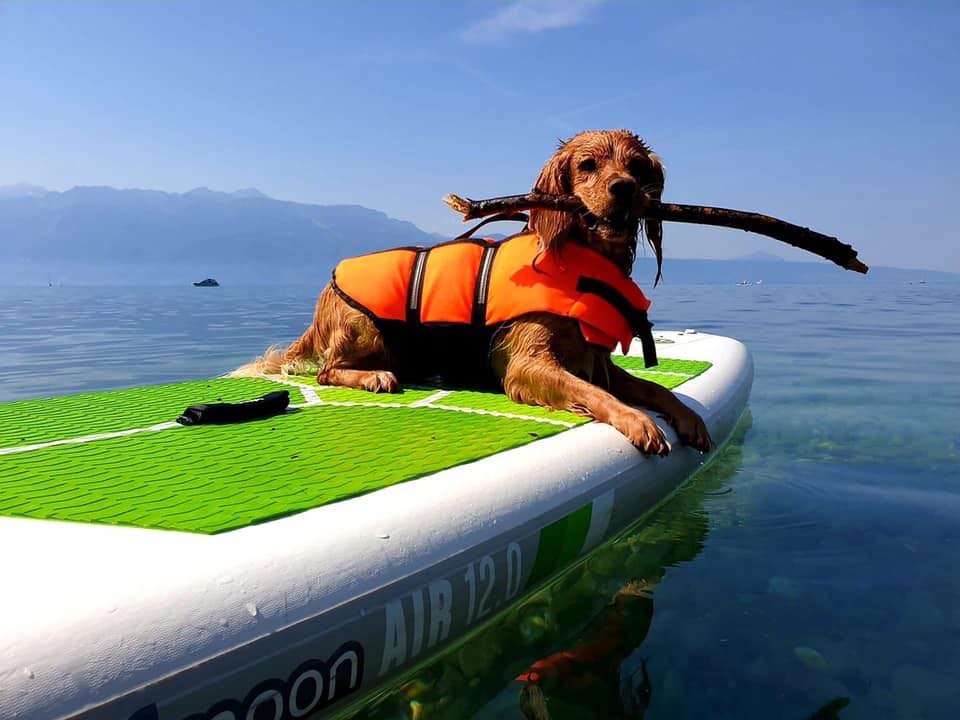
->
[494, 320, 670, 456]
[606, 362, 713, 452]
[317, 341, 400, 393]
[318, 366, 400, 393]
[503, 354, 670, 456]
[313, 301, 401, 394]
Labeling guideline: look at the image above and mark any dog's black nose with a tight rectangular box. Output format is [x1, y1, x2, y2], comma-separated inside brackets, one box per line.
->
[608, 177, 636, 200]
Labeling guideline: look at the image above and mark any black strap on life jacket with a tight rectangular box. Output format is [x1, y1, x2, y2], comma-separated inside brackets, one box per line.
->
[455, 212, 529, 241]
[575, 277, 658, 368]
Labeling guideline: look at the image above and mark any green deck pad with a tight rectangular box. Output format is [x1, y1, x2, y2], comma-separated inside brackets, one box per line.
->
[0, 356, 711, 533]
[0, 405, 570, 534]
[437, 390, 590, 424]
[283, 378, 589, 424]
[616, 356, 713, 390]
[299, 382, 441, 405]
[0, 378, 304, 449]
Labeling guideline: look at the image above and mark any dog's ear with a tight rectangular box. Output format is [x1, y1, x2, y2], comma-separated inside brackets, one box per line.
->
[529, 140, 574, 254]
[642, 152, 665, 286]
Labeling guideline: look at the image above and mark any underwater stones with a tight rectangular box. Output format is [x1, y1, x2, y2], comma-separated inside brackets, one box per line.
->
[518, 609, 553, 645]
[512, 594, 557, 646]
[400, 676, 434, 701]
[456, 631, 501, 678]
[431, 661, 465, 704]
[623, 547, 657, 578]
[814, 638, 863, 672]
[568, 568, 598, 598]
[794, 646, 828, 671]
[586, 546, 623, 577]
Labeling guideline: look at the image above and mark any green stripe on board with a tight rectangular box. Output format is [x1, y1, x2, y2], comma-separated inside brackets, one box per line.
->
[526, 502, 593, 588]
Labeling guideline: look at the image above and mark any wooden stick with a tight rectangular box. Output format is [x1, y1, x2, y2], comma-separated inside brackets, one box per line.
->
[443, 193, 868, 274]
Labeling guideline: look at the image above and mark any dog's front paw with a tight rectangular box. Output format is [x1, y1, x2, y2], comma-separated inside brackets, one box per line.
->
[615, 409, 671, 457]
[360, 371, 400, 393]
[667, 407, 713, 453]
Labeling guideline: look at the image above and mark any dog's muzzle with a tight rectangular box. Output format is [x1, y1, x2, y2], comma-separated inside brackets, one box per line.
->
[581, 208, 635, 231]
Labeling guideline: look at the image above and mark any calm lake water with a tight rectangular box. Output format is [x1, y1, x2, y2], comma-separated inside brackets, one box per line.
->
[1, 280, 958, 719]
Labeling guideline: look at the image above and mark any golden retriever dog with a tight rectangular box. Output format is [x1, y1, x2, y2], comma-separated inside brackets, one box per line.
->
[236, 130, 712, 456]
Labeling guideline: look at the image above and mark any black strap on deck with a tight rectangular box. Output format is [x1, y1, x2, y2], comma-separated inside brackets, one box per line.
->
[176, 390, 290, 426]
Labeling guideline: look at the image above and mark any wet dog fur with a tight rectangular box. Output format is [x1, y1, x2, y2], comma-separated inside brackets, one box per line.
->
[235, 130, 712, 455]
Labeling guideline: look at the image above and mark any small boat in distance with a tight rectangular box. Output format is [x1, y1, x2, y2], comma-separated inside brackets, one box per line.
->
[193, 278, 220, 287]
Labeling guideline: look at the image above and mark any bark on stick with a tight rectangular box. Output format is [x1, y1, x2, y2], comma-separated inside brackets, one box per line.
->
[442, 192, 868, 274]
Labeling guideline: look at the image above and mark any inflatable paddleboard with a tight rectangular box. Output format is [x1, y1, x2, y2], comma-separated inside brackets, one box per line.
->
[0, 330, 752, 720]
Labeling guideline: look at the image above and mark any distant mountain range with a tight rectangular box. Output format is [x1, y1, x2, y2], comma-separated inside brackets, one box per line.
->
[0, 184, 447, 284]
[1, 184, 956, 285]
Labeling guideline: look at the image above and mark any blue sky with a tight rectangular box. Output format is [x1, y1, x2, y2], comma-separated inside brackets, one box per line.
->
[2, 1, 958, 271]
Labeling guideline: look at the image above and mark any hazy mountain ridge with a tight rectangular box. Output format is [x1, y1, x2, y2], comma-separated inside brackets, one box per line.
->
[0, 185, 444, 268]
[1, 185, 956, 285]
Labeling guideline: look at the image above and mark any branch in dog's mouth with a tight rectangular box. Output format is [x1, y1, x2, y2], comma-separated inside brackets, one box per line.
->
[442, 192, 869, 274]
[582, 209, 634, 231]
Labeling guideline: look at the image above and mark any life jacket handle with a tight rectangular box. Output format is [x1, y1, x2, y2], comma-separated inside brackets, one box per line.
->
[454, 212, 529, 240]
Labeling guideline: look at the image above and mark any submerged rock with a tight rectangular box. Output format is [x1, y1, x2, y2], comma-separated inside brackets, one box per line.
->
[587, 547, 623, 577]
[456, 632, 501, 678]
[794, 646, 829, 671]
[401, 677, 433, 700]
[519, 610, 553, 645]
[568, 569, 598, 598]
[805, 696, 850, 719]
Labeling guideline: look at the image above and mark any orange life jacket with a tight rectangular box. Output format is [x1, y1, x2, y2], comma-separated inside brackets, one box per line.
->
[332, 232, 657, 367]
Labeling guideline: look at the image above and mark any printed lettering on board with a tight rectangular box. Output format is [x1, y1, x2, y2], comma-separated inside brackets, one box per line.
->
[378, 541, 524, 677]
[176, 641, 364, 720]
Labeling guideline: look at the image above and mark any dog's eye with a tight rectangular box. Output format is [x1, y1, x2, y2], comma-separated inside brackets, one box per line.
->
[578, 158, 597, 173]
[627, 158, 648, 176]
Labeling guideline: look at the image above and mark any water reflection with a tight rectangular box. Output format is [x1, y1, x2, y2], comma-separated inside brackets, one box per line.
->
[340, 415, 755, 719]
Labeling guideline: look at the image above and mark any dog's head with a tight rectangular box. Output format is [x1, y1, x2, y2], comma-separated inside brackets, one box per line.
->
[528, 129, 665, 282]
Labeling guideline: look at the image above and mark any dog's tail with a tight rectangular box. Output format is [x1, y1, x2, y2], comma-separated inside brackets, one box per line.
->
[231, 324, 320, 377]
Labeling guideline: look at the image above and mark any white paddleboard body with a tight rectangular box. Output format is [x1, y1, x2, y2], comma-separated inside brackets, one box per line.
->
[0, 331, 752, 720]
